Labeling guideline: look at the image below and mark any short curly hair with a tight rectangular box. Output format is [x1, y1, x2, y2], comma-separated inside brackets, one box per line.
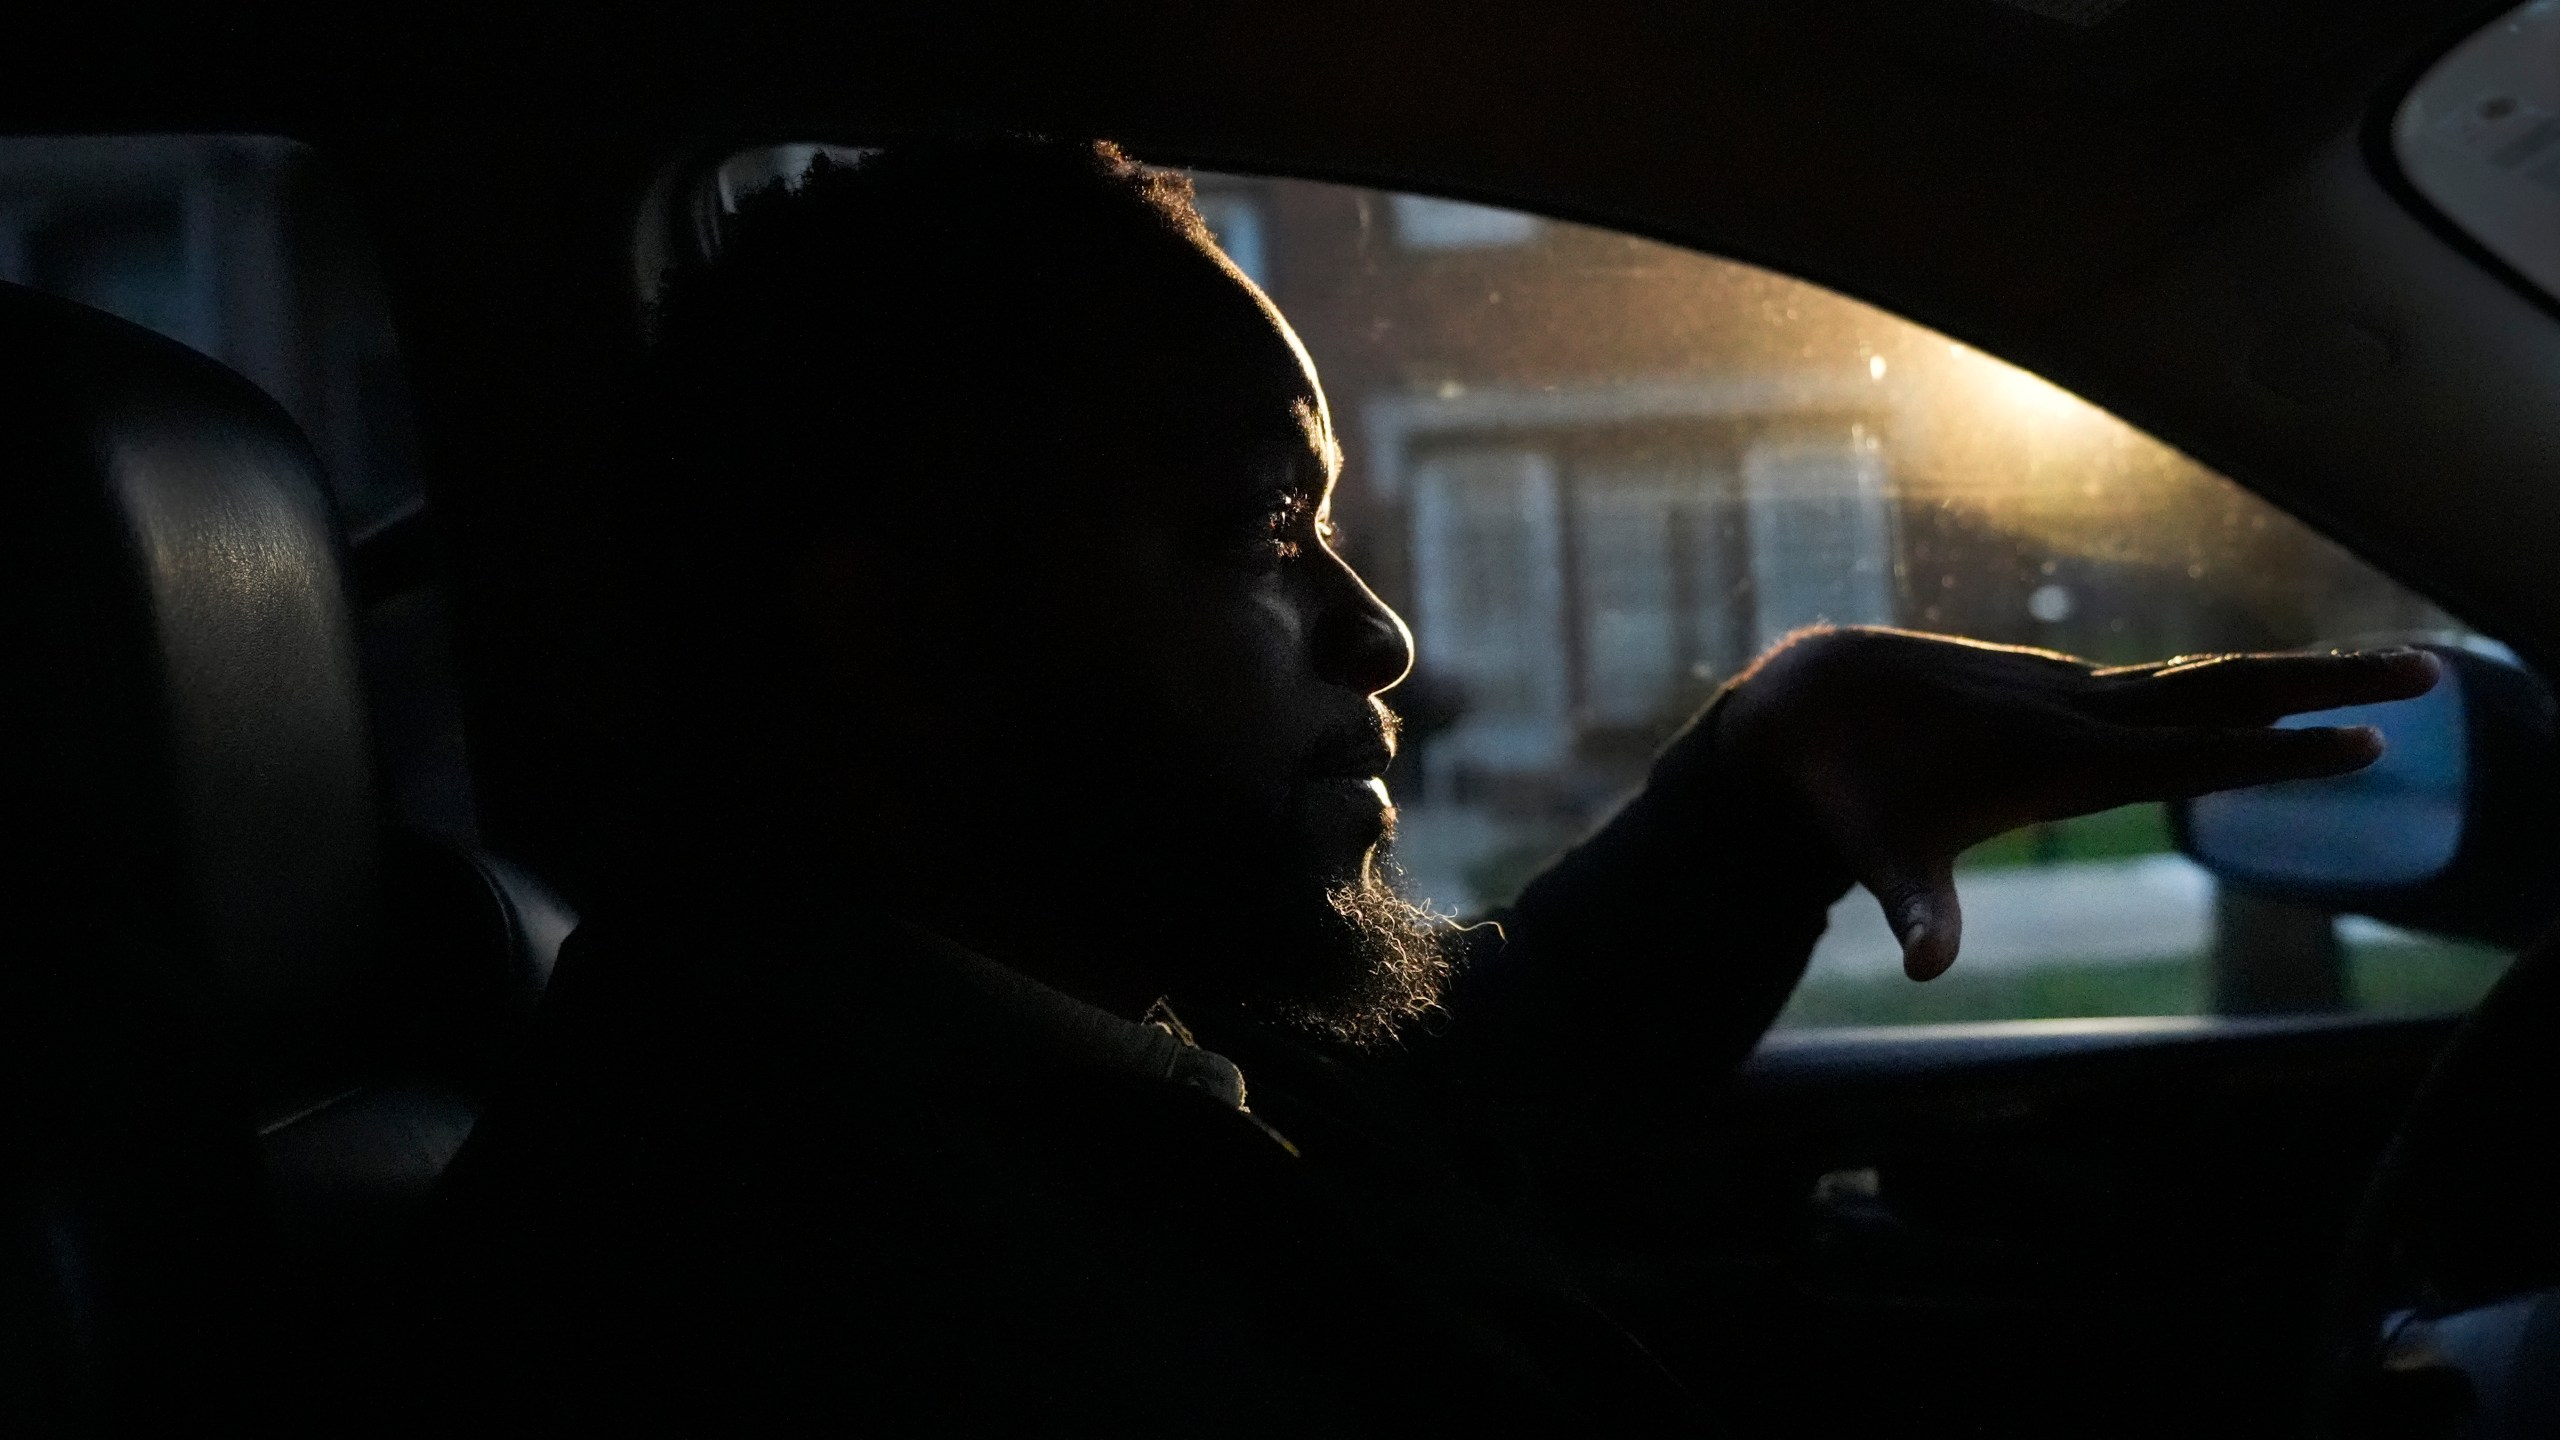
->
[634, 136, 1244, 557]
[609, 136, 1277, 857]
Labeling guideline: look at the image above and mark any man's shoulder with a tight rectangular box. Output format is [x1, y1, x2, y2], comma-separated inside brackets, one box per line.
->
[489, 905, 979, 1125]
[427, 904, 1308, 1318]
[453, 905, 1282, 1189]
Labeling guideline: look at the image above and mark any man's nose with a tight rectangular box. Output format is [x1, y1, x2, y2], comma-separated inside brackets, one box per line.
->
[1312, 560, 1415, 697]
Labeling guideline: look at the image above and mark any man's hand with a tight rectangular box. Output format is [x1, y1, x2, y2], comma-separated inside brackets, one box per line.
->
[1703, 627, 2443, 982]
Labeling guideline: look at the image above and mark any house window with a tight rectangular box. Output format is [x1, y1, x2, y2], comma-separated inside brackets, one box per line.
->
[1191, 191, 1271, 288]
[1390, 194, 1541, 250]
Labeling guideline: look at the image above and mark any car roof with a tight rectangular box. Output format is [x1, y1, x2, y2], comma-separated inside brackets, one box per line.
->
[0, 0, 2536, 877]
[0, 1, 2475, 333]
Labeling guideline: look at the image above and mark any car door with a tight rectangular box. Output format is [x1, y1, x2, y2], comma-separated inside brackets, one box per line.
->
[657, 148, 2527, 1437]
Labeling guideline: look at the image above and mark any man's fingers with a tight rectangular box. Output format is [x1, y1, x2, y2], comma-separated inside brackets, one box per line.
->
[1863, 855, 1963, 983]
[2106, 721, 2386, 803]
[2088, 648, 2441, 727]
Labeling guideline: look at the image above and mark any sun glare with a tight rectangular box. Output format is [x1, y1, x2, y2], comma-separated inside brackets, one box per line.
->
[1956, 345, 2098, 429]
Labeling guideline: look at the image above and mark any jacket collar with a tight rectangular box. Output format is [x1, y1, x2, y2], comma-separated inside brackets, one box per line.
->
[892, 920, 1252, 1114]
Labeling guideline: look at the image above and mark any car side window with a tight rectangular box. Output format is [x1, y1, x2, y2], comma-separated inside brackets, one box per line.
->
[0, 135, 470, 837]
[1188, 173, 2517, 1029]
[686, 152, 2519, 1027]
[0, 137, 422, 537]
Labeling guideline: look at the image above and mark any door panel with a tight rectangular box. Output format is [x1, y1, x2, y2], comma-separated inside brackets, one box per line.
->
[1568, 1017, 2455, 1436]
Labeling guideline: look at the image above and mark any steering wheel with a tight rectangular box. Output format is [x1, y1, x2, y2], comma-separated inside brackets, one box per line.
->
[2317, 924, 2560, 1438]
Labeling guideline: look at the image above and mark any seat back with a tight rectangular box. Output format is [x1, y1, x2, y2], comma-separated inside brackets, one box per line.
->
[261, 833, 575, 1341]
[0, 281, 567, 1427]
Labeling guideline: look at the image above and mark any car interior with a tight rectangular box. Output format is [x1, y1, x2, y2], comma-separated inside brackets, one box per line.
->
[5, 1, 2560, 1434]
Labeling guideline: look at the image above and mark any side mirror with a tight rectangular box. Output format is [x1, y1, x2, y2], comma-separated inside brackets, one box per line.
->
[2172, 644, 2560, 947]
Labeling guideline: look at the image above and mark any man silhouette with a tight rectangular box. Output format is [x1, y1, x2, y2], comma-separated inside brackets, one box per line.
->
[411, 137, 2435, 1433]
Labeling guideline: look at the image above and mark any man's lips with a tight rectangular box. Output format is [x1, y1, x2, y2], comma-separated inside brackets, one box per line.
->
[1302, 759, 1395, 816]
[1300, 736, 1396, 824]
[1297, 716, 1400, 836]
[1303, 729, 1396, 786]
[1305, 775, 1392, 805]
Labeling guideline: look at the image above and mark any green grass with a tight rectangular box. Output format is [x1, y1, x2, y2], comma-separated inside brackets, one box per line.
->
[1773, 935, 2513, 1029]
[1454, 795, 2516, 1030]
[1778, 957, 2203, 1027]
[2348, 935, 2510, 1016]
[1461, 801, 2177, 909]
[1957, 803, 2173, 871]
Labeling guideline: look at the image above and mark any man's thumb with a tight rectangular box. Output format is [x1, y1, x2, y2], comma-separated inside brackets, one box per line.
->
[1868, 858, 1963, 982]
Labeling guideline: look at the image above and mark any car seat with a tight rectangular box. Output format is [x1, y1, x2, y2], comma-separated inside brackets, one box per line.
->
[0, 280, 570, 1428]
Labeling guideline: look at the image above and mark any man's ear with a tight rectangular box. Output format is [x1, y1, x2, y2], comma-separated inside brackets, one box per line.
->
[788, 542, 955, 758]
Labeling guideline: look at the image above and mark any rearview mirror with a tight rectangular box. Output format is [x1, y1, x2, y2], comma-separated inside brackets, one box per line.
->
[2172, 644, 2560, 946]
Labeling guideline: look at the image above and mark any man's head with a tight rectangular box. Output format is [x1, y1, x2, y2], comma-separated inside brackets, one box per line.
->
[633, 137, 1451, 1044]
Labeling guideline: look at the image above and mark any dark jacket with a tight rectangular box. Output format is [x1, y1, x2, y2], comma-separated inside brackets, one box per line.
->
[407, 731, 1851, 1434]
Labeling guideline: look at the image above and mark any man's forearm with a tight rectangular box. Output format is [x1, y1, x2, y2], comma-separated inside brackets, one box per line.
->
[1422, 688, 1855, 1118]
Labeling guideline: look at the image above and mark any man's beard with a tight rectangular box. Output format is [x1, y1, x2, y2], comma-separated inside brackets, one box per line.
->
[1263, 847, 1461, 1048]
[1154, 825, 1464, 1051]
[892, 707, 1463, 1048]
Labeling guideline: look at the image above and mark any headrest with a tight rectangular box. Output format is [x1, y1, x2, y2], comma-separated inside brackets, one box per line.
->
[0, 282, 377, 1099]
